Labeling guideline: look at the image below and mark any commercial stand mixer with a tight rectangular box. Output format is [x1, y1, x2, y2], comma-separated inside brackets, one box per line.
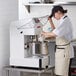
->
[10, 16, 55, 69]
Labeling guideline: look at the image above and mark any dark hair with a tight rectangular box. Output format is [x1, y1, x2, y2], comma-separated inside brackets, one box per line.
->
[49, 5, 67, 18]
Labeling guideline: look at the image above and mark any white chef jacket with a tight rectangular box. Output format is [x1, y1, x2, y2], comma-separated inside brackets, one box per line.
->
[53, 15, 74, 58]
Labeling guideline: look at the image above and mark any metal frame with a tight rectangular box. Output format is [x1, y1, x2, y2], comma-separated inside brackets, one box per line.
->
[24, 2, 76, 13]
[3, 66, 54, 76]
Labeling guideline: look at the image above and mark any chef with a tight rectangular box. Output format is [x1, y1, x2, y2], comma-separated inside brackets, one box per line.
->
[41, 5, 74, 76]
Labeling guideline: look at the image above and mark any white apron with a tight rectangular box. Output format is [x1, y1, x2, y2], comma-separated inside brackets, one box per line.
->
[55, 37, 70, 76]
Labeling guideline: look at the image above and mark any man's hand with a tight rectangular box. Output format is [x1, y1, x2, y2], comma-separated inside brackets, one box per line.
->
[41, 31, 51, 38]
[41, 31, 56, 38]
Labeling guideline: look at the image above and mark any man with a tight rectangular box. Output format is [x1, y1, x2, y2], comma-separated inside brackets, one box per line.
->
[41, 5, 74, 76]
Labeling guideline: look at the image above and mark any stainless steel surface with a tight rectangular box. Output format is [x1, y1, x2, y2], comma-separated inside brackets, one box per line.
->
[24, 34, 50, 57]
[3, 66, 55, 76]
[54, 2, 76, 5]
[32, 41, 48, 55]
[28, 1, 76, 5]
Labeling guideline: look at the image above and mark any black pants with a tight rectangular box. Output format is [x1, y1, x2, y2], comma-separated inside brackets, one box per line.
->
[68, 59, 73, 76]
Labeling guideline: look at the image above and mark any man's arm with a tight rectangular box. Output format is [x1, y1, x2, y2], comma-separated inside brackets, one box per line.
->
[48, 17, 55, 30]
[41, 17, 56, 38]
[41, 31, 57, 38]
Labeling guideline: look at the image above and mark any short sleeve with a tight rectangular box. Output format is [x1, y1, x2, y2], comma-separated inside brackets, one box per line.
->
[53, 20, 68, 37]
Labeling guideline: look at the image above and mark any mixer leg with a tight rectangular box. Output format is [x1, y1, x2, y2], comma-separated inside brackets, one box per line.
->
[38, 73, 41, 76]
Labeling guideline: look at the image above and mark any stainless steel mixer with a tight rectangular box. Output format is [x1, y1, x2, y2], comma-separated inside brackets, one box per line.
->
[24, 35, 49, 58]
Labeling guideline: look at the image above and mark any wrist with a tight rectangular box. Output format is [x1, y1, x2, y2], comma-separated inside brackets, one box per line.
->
[48, 19, 53, 23]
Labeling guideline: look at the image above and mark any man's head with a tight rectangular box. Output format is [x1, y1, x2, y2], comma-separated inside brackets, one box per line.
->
[49, 5, 67, 20]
